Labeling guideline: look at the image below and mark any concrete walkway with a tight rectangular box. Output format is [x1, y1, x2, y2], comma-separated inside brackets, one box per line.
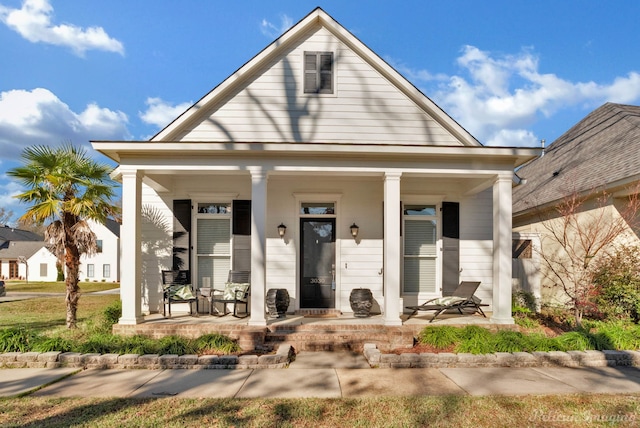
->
[2, 351, 640, 398]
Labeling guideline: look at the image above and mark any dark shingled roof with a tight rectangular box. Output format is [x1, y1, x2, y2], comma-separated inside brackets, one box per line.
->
[0, 226, 43, 243]
[513, 103, 640, 215]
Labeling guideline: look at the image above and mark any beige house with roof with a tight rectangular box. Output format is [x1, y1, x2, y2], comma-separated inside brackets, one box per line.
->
[513, 103, 640, 304]
[93, 8, 539, 326]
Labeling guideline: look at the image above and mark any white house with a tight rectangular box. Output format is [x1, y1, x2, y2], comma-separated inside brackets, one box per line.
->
[93, 8, 539, 326]
[0, 219, 120, 283]
[79, 218, 121, 283]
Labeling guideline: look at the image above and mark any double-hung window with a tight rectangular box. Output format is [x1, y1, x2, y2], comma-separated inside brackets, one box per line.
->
[195, 202, 231, 289]
[403, 205, 438, 294]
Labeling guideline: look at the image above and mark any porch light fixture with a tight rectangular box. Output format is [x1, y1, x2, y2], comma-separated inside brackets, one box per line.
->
[350, 223, 359, 239]
[277, 223, 287, 238]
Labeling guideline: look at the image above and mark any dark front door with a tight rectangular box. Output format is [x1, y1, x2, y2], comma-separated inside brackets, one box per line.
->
[300, 218, 335, 308]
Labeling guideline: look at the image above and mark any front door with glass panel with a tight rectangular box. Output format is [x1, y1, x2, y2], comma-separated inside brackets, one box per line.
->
[300, 218, 336, 308]
[403, 204, 439, 296]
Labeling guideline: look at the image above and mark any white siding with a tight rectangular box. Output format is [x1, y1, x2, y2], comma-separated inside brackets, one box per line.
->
[176, 26, 460, 146]
[27, 248, 58, 282]
[339, 238, 383, 313]
[459, 189, 493, 305]
[140, 183, 174, 312]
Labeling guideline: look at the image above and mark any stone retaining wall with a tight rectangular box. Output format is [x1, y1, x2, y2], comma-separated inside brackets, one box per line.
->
[363, 344, 640, 368]
[0, 344, 294, 370]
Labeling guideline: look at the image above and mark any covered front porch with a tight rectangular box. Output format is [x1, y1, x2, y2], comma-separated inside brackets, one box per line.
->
[98, 143, 530, 331]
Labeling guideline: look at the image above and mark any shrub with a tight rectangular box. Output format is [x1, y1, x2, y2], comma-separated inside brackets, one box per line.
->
[77, 333, 122, 354]
[455, 326, 494, 354]
[592, 245, 640, 323]
[493, 330, 533, 352]
[102, 300, 122, 326]
[118, 335, 158, 355]
[555, 331, 596, 351]
[32, 336, 74, 353]
[418, 326, 461, 349]
[0, 328, 38, 352]
[193, 333, 240, 355]
[156, 335, 196, 355]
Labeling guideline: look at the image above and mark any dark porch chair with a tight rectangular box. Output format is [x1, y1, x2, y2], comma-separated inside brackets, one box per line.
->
[162, 270, 197, 317]
[405, 281, 486, 322]
[202, 270, 250, 318]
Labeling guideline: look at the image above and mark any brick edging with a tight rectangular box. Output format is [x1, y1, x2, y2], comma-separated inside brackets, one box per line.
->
[0, 344, 294, 369]
[363, 344, 640, 368]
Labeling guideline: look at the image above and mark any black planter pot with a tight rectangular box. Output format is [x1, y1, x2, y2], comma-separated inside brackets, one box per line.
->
[349, 288, 373, 318]
[266, 288, 290, 318]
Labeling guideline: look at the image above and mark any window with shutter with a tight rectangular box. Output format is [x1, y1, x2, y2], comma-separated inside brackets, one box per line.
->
[304, 51, 333, 94]
[195, 206, 232, 289]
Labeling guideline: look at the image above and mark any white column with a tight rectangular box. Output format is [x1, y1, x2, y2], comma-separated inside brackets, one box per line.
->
[119, 168, 143, 324]
[383, 172, 402, 326]
[491, 174, 514, 324]
[249, 168, 267, 326]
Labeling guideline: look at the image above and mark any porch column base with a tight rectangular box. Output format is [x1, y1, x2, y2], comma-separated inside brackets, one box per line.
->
[384, 319, 403, 326]
[490, 315, 515, 325]
[118, 316, 144, 325]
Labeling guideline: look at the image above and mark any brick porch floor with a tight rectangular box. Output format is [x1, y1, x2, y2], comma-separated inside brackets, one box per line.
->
[112, 311, 511, 353]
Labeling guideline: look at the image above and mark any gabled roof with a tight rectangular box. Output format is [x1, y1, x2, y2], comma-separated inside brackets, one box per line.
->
[103, 218, 120, 238]
[0, 226, 43, 243]
[0, 241, 48, 260]
[513, 103, 640, 215]
[151, 7, 480, 147]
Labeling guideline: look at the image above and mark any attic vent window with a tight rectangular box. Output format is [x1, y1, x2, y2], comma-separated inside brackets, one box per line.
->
[304, 51, 333, 94]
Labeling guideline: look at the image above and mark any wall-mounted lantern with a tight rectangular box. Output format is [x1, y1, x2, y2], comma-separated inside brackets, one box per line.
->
[350, 223, 359, 239]
[277, 223, 287, 238]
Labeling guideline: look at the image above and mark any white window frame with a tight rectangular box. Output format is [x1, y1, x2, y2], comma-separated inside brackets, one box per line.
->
[192, 198, 233, 290]
[401, 198, 442, 299]
[87, 264, 95, 278]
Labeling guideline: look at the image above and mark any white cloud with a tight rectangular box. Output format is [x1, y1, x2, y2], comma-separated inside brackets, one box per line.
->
[260, 14, 293, 38]
[139, 97, 192, 129]
[0, 88, 130, 160]
[0, 0, 124, 56]
[414, 45, 640, 147]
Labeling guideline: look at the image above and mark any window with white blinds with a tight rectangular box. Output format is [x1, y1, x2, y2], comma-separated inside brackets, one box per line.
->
[403, 205, 438, 294]
[196, 216, 231, 289]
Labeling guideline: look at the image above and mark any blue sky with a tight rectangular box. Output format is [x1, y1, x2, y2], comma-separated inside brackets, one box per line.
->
[2, 0, 640, 223]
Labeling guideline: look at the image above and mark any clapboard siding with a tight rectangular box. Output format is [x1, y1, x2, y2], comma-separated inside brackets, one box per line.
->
[140, 183, 174, 312]
[177, 26, 459, 146]
[458, 189, 494, 306]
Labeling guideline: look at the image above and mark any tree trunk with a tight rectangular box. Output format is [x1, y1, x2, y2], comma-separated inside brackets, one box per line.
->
[65, 235, 81, 329]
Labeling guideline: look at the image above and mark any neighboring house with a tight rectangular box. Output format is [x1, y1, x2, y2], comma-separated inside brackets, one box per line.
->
[93, 8, 539, 326]
[0, 220, 121, 283]
[80, 218, 121, 283]
[513, 102, 640, 303]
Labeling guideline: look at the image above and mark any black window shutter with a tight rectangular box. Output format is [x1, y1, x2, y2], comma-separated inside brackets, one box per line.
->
[442, 202, 460, 239]
[442, 202, 460, 295]
[172, 199, 191, 278]
[233, 200, 251, 236]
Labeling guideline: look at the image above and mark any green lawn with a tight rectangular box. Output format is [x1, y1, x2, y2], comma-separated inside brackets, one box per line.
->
[2, 295, 640, 426]
[0, 294, 119, 332]
[1, 395, 639, 428]
[3, 281, 118, 293]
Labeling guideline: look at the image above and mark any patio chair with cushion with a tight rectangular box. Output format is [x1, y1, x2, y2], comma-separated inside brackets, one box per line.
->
[405, 281, 487, 322]
[205, 270, 250, 318]
[162, 270, 197, 317]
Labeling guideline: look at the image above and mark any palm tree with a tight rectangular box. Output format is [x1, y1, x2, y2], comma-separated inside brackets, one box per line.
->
[8, 144, 119, 328]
